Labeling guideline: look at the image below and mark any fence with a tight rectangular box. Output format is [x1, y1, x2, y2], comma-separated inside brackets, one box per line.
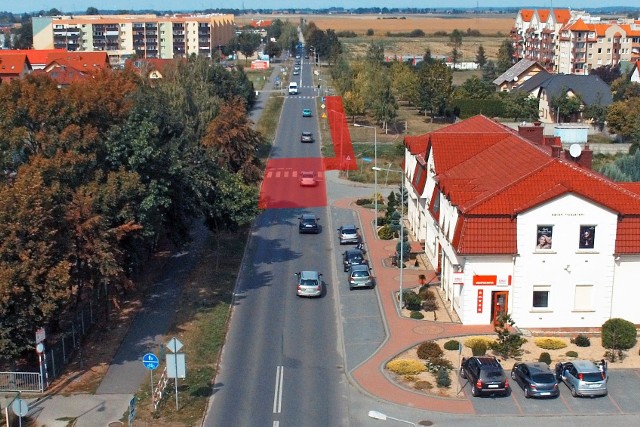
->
[0, 372, 42, 393]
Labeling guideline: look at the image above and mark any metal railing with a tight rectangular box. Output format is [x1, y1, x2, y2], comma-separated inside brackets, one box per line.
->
[0, 372, 42, 393]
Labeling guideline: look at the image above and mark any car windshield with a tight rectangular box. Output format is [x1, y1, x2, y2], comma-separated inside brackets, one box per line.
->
[352, 271, 369, 278]
[342, 227, 356, 234]
[301, 172, 314, 178]
[302, 218, 315, 225]
[484, 370, 503, 379]
[532, 373, 556, 383]
[349, 254, 363, 261]
[581, 372, 605, 382]
[300, 279, 318, 287]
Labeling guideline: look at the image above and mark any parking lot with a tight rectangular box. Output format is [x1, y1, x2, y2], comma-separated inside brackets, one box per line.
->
[460, 368, 640, 416]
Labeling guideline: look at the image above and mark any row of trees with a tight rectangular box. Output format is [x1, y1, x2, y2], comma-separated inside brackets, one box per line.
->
[0, 58, 262, 359]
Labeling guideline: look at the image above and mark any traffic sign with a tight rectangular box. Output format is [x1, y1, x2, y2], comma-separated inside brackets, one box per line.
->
[166, 337, 183, 353]
[321, 103, 325, 109]
[166, 353, 187, 378]
[128, 396, 136, 425]
[143, 353, 159, 370]
[322, 96, 325, 102]
[12, 399, 28, 417]
[362, 157, 373, 163]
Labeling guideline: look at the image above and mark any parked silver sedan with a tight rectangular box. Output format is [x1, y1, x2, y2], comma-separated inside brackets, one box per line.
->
[295, 271, 323, 297]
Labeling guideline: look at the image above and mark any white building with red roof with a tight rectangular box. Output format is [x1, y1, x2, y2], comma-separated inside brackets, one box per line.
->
[404, 115, 640, 329]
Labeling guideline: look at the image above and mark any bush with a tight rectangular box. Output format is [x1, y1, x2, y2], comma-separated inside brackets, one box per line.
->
[410, 310, 424, 319]
[436, 367, 452, 388]
[538, 352, 552, 365]
[444, 340, 461, 351]
[417, 341, 443, 360]
[534, 337, 567, 350]
[602, 318, 637, 351]
[426, 357, 454, 373]
[355, 198, 371, 206]
[366, 28, 374, 36]
[464, 336, 495, 349]
[422, 299, 439, 312]
[565, 350, 578, 358]
[403, 290, 422, 311]
[571, 334, 591, 347]
[378, 224, 394, 240]
[386, 358, 426, 375]
[471, 341, 487, 356]
[418, 287, 434, 300]
[414, 380, 433, 390]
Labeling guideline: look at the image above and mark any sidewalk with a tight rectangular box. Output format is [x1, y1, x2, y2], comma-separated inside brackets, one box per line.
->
[334, 198, 495, 413]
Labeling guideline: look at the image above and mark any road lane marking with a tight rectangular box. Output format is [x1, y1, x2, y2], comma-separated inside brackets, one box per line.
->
[273, 365, 284, 414]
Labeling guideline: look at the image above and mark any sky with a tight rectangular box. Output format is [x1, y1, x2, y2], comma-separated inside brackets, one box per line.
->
[3, 1, 639, 15]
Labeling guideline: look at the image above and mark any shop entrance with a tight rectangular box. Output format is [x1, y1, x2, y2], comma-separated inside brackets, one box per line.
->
[491, 291, 509, 325]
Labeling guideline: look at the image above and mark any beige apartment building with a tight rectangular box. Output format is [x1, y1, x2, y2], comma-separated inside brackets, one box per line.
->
[33, 14, 235, 65]
[512, 9, 640, 75]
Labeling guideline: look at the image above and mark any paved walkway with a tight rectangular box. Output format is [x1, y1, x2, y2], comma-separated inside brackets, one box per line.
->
[333, 198, 495, 413]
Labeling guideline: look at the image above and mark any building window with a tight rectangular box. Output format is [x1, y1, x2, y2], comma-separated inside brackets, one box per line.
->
[598, 48, 602, 53]
[536, 225, 553, 249]
[533, 286, 550, 308]
[578, 225, 595, 249]
[574, 285, 594, 311]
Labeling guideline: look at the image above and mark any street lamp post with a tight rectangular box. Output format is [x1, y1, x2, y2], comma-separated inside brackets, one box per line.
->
[368, 410, 417, 426]
[354, 123, 378, 221]
[373, 166, 405, 310]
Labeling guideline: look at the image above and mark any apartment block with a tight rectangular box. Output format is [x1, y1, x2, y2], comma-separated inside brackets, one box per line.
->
[512, 9, 640, 75]
[33, 14, 235, 65]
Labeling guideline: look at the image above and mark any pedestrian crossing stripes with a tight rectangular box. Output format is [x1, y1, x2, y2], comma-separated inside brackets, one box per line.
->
[265, 169, 324, 180]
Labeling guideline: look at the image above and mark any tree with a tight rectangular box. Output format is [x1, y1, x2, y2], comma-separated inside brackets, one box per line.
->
[590, 64, 621, 85]
[583, 102, 608, 131]
[606, 98, 640, 143]
[390, 61, 418, 105]
[489, 313, 527, 359]
[237, 31, 261, 63]
[496, 39, 515, 74]
[365, 41, 385, 65]
[475, 44, 487, 68]
[601, 318, 637, 361]
[263, 40, 282, 60]
[610, 78, 640, 102]
[11, 17, 32, 49]
[549, 88, 582, 123]
[450, 47, 460, 70]
[422, 47, 435, 65]
[481, 60, 498, 83]
[413, 60, 453, 121]
[453, 76, 495, 100]
[449, 29, 463, 69]
[86, 7, 99, 15]
[501, 90, 540, 121]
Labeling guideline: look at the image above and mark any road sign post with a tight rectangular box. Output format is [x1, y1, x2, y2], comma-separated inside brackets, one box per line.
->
[166, 337, 185, 411]
[128, 396, 136, 426]
[143, 353, 159, 404]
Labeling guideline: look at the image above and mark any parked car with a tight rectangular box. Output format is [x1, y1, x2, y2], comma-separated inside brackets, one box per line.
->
[460, 356, 510, 397]
[295, 271, 322, 297]
[557, 360, 607, 397]
[511, 362, 559, 398]
[301, 131, 314, 143]
[338, 225, 360, 244]
[299, 171, 317, 187]
[302, 108, 312, 117]
[298, 214, 319, 234]
[348, 264, 373, 290]
[342, 248, 367, 272]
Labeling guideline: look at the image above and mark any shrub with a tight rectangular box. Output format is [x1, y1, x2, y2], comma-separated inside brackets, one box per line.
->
[471, 341, 487, 356]
[366, 28, 374, 36]
[426, 357, 454, 373]
[444, 340, 461, 351]
[538, 352, 552, 365]
[602, 318, 637, 351]
[565, 350, 578, 358]
[378, 224, 394, 240]
[355, 198, 371, 206]
[464, 336, 495, 349]
[436, 367, 452, 388]
[422, 299, 439, 312]
[571, 334, 591, 347]
[410, 310, 424, 320]
[534, 337, 567, 350]
[414, 380, 433, 390]
[417, 341, 443, 360]
[418, 287, 435, 300]
[386, 358, 426, 375]
[403, 290, 422, 311]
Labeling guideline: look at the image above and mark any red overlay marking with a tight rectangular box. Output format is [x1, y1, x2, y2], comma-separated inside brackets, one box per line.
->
[259, 157, 327, 209]
[323, 96, 358, 171]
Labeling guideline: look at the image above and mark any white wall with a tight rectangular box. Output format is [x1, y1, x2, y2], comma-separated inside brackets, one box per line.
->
[610, 255, 640, 323]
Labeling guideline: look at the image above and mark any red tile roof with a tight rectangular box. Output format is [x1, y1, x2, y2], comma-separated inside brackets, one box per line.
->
[418, 115, 640, 255]
[520, 10, 534, 23]
[553, 9, 572, 23]
[537, 10, 550, 23]
[404, 134, 429, 154]
[0, 54, 30, 78]
[45, 51, 110, 72]
[1, 49, 67, 66]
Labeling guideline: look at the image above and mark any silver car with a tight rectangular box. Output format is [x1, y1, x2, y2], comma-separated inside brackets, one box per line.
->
[295, 271, 323, 297]
[558, 360, 607, 397]
[338, 225, 360, 245]
[348, 264, 373, 290]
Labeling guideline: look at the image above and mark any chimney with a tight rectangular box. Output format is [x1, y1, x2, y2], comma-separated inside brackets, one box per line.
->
[576, 145, 593, 169]
[518, 122, 544, 145]
[551, 145, 563, 158]
[544, 136, 561, 147]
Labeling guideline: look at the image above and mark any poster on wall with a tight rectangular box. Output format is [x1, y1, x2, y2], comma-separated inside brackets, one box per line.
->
[579, 225, 595, 249]
[536, 225, 553, 249]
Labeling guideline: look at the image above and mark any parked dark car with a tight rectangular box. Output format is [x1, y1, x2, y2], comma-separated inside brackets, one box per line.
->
[298, 214, 320, 234]
[511, 362, 559, 398]
[342, 248, 367, 272]
[460, 356, 510, 397]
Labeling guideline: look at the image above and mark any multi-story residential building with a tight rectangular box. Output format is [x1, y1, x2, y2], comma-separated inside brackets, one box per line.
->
[404, 115, 640, 329]
[512, 9, 640, 75]
[32, 14, 235, 66]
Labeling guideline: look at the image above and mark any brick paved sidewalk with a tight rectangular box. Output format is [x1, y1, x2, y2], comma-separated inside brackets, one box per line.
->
[335, 198, 495, 413]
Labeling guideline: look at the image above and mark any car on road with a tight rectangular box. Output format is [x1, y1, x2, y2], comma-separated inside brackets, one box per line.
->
[299, 171, 317, 187]
[557, 360, 607, 397]
[295, 271, 322, 297]
[294, 65, 300, 71]
[460, 356, 510, 397]
[299, 214, 320, 234]
[293, 70, 300, 76]
[511, 362, 559, 398]
[301, 131, 314, 143]
[302, 108, 312, 117]
[338, 225, 360, 244]
[348, 264, 373, 290]
[342, 248, 367, 272]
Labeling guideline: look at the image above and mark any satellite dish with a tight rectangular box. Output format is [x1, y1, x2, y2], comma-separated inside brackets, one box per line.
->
[569, 144, 582, 158]
[513, 76, 519, 81]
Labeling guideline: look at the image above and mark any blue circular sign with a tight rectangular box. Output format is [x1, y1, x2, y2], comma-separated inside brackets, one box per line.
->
[142, 353, 159, 370]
